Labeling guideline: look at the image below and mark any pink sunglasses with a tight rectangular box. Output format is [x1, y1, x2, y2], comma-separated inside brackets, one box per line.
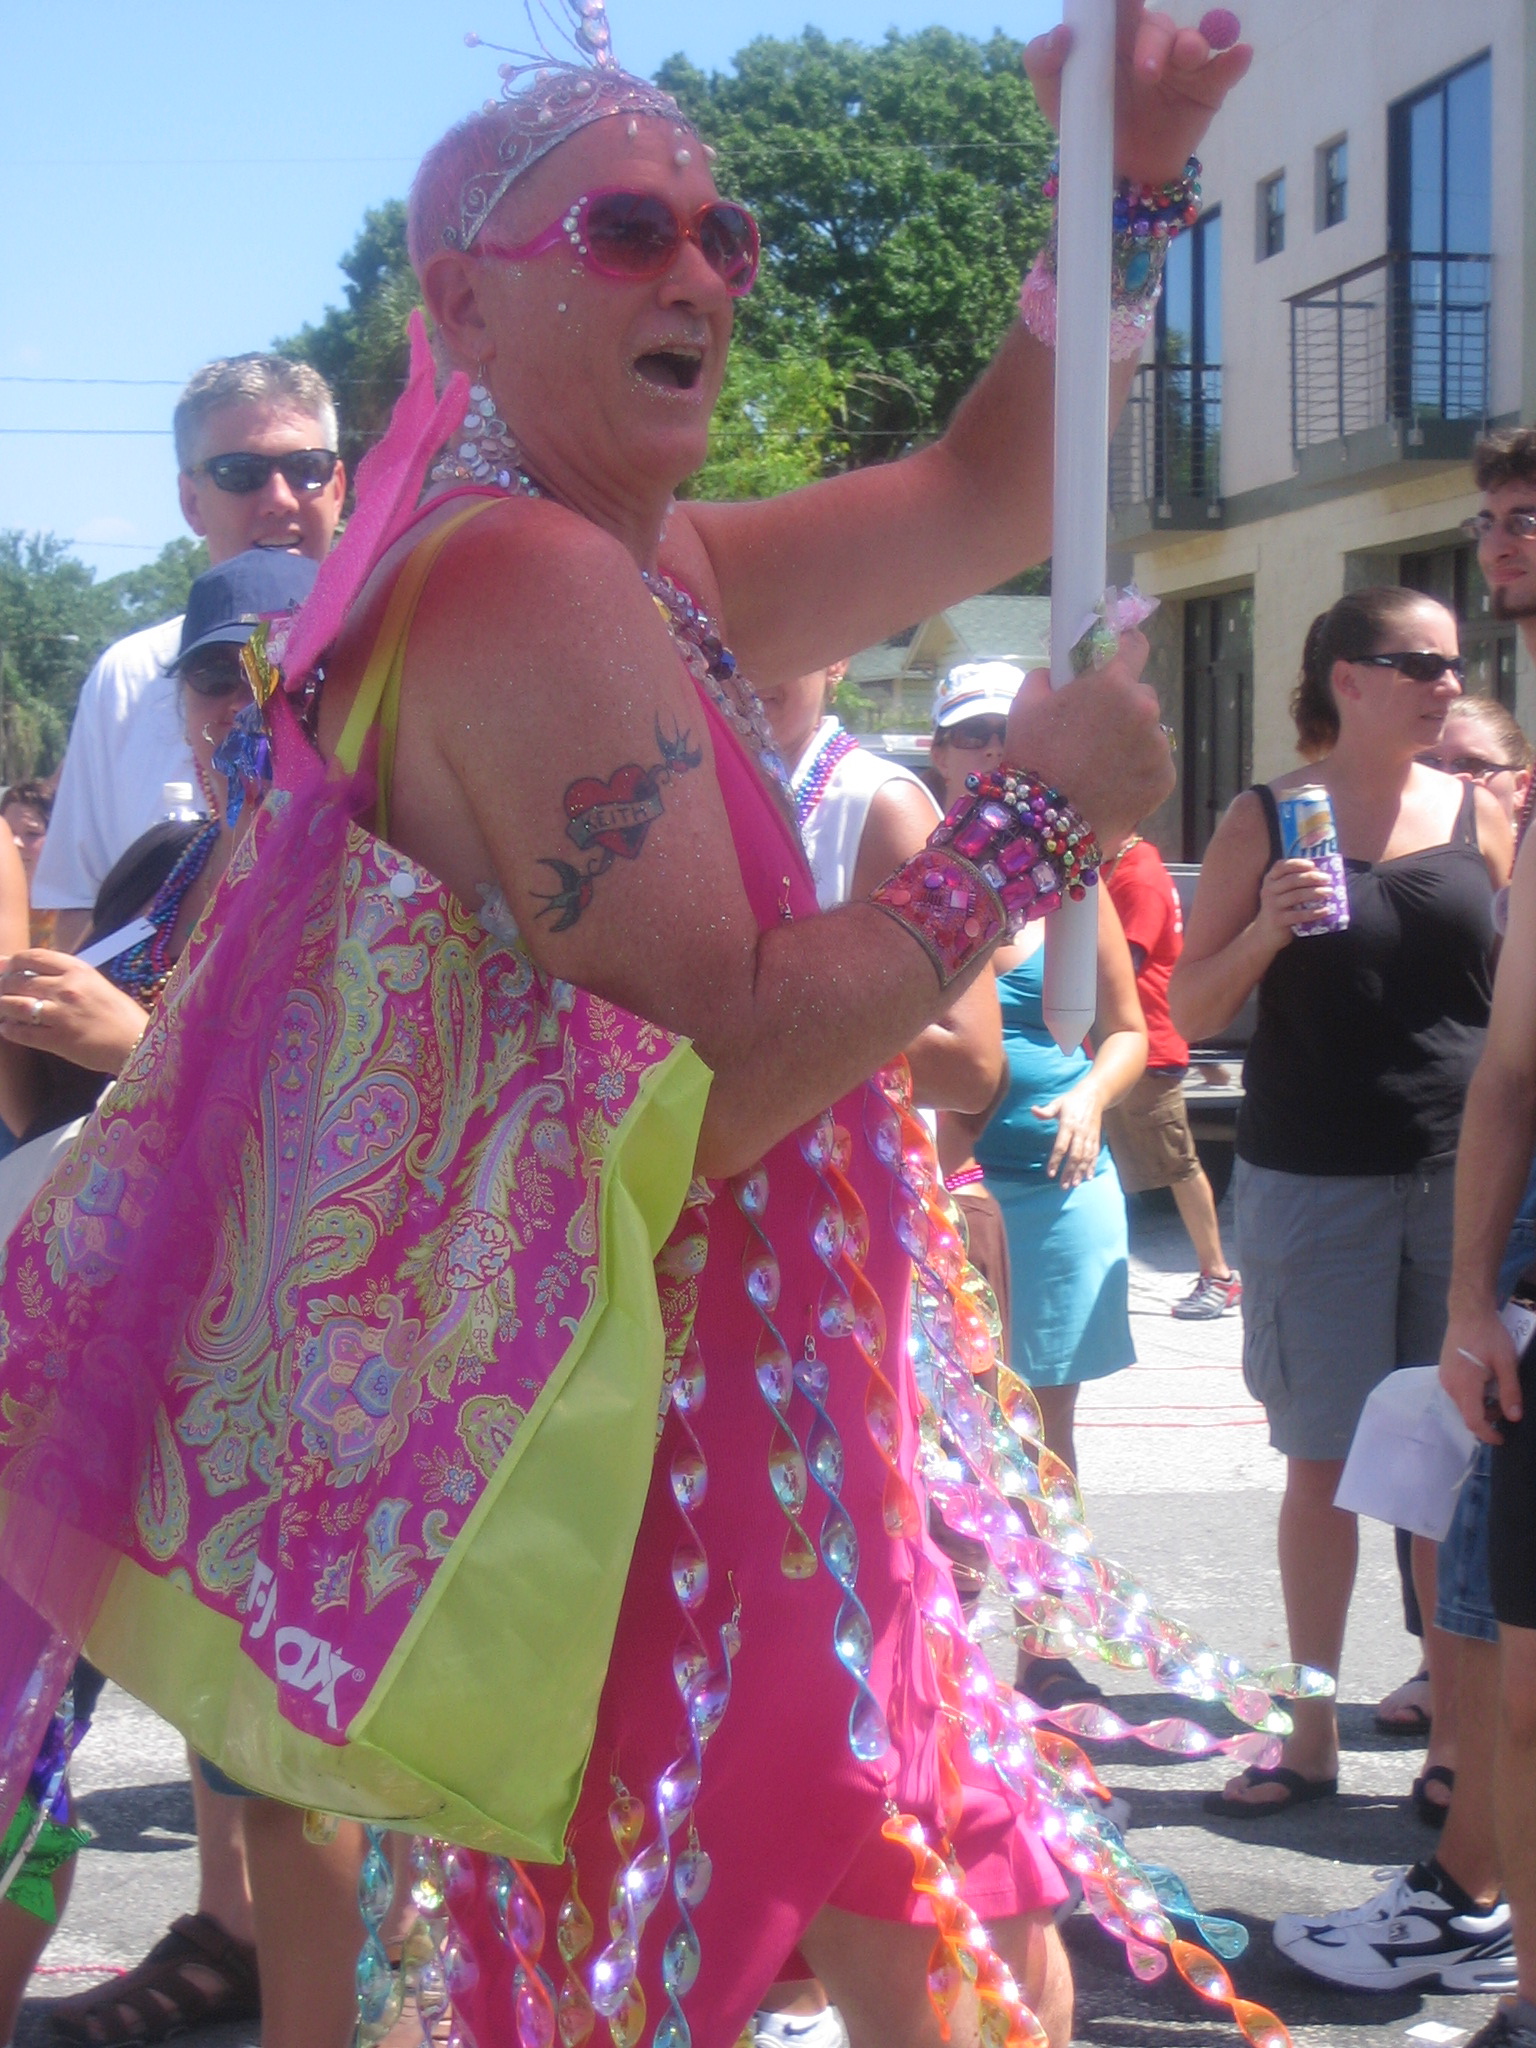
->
[476, 187, 760, 296]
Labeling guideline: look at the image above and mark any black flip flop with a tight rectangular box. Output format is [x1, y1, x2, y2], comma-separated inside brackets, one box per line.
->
[1374, 1669, 1432, 1737]
[1203, 1766, 1339, 1820]
[1412, 1764, 1455, 1827]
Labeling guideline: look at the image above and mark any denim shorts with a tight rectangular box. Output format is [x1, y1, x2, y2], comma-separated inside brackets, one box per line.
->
[1437, 1446, 1497, 1643]
[194, 1754, 260, 1800]
[1434, 1171, 1536, 1644]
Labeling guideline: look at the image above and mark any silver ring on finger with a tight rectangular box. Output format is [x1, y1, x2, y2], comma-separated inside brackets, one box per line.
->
[27, 997, 44, 1023]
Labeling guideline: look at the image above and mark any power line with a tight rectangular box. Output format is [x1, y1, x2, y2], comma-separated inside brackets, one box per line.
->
[63, 539, 172, 552]
[0, 156, 420, 169]
[0, 428, 172, 437]
[0, 376, 182, 387]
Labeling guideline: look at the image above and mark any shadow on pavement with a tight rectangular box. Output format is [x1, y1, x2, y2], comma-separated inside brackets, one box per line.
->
[72, 1779, 195, 1853]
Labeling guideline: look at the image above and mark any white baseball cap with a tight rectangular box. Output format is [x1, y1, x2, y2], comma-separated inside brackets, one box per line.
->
[932, 660, 1025, 732]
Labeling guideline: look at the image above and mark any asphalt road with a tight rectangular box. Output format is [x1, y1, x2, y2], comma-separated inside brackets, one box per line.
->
[15, 1194, 1495, 2048]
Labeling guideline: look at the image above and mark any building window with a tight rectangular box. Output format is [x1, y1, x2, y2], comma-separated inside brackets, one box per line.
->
[1256, 172, 1285, 260]
[1182, 591, 1253, 859]
[1317, 137, 1347, 229]
[1387, 53, 1492, 423]
[1390, 53, 1491, 256]
[1150, 209, 1222, 502]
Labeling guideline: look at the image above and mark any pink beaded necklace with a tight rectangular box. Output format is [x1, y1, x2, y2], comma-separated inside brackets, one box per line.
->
[791, 722, 861, 830]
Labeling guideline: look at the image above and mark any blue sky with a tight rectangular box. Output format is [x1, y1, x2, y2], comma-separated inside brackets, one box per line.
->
[3, 0, 1059, 580]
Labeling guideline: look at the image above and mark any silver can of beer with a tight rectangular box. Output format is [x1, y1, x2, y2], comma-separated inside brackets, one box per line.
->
[1274, 783, 1349, 936]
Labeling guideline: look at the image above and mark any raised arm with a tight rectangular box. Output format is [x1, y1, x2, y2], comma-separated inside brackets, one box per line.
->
[680, 5, 1251, 685]
[382, 504, 1170, 1179]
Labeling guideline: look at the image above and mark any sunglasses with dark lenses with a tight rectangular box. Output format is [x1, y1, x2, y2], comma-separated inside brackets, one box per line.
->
[178, 646, 252, 698]
[478, 188, 760, 296]
[1416, 750, 1520, 781]
[938, 719, 1009, 751]
[1356, 651, 1466, 683]
[1462, 509, 1536, 543]
[195, 449, 339, 496]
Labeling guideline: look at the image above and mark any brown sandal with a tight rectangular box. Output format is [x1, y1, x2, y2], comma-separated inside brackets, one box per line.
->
[48, 1912, 260, 2046]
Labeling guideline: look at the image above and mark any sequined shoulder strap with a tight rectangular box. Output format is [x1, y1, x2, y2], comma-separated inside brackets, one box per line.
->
[334, 497, 500, 837]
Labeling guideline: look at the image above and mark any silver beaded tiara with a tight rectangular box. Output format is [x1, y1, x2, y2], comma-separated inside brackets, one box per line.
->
[448, 2, 697, 250]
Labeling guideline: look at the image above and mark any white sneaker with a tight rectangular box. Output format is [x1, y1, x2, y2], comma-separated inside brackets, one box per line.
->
[1273, 1863, 1515, 1992]
[751, 2007, 851, 2048]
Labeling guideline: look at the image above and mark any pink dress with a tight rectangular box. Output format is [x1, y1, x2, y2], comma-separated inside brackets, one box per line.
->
[452, 674, 1062, 2048]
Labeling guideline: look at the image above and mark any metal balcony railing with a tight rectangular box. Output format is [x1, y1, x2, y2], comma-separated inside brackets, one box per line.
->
[1109, 361, 1223, 514]
[1289, 250, 1491, 453]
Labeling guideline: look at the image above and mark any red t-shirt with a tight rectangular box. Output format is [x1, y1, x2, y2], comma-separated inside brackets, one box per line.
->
[1105, 837, 1189, 1071]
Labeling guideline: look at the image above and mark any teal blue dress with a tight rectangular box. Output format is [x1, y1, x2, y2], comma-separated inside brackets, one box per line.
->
[974, 944, 1135, 1387]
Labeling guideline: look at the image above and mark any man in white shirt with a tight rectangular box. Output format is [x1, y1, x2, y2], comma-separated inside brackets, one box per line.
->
[35, 355, 345, 947]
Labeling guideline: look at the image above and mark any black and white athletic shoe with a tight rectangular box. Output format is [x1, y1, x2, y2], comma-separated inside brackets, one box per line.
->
[1272, 1862, 1515, 1992]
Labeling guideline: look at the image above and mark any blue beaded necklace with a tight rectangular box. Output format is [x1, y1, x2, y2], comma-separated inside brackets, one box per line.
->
[105, 821, 223, 1004]
[792, 722, 860, 830]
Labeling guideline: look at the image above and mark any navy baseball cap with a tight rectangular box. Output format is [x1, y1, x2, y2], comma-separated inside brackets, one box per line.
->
[170, 548, 318, 672]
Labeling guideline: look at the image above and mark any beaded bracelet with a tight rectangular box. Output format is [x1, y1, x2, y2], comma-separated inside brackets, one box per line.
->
[871, 767, 1101, 987]
[1020, 156, 1202, 361]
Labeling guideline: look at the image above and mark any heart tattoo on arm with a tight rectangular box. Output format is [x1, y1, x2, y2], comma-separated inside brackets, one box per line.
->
[533, 716, 705, 931]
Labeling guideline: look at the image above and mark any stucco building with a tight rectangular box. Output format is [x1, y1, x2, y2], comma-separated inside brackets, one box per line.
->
[1115, 0, 1536, 858]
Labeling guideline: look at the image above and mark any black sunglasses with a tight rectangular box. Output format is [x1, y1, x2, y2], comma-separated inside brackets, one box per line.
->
[938, 718, 1009, 751]
[177, 645, 251, 698]
[194, 449, 338, 496]
[1356, 651, 1466, 683]
[1416, 749, 1520, 781]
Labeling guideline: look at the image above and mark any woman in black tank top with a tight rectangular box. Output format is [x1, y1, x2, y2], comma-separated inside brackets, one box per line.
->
[1168, 588, 1512, 1820]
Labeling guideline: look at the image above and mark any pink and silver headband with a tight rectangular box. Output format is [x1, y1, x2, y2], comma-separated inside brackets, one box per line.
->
[449, 5, 697, 249]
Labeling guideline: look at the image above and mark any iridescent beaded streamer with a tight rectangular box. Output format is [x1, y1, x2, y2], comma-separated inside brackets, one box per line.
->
[799, 1112, 917, 1545]
[440, 1844, 484, 2044]
[357, 1827, 405, 2044]
[738, 1150, 887, 1760]
[864, 1059, 1306, 2048]
[794, 1326, 888, 1765]
[882, 1810, 1048, 2048]
[554, 1853, 596, 2046]
[406, 1839, 453, 2048]
[490, 1856, 558, 2048]
[733, 1166, 816, 1579]
[589, 1186, 738, 2048]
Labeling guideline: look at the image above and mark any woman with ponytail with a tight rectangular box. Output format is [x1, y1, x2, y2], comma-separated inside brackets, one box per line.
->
[1170, 586, 1511, 1817]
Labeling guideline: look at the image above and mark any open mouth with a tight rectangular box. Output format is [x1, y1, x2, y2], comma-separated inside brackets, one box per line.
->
[633, 348, 705, 392]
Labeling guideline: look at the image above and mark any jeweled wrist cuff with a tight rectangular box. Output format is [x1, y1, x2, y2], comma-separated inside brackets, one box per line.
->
[871, 766, 1101, 988]
[871, 847, 1008, 988]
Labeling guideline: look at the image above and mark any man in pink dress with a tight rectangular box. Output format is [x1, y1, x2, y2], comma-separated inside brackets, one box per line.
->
[0, 10, 1252, 2047]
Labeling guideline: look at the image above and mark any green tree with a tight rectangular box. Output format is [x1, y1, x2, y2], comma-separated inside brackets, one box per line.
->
[279, 200, 422, 474]
[0, 535, 208, 779]
[685, 341, 845, 499]
[660, 28, 1055, 464]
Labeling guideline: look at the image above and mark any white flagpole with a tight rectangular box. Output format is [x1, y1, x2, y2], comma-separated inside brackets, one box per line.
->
[1041, 0, 1116, 1052]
